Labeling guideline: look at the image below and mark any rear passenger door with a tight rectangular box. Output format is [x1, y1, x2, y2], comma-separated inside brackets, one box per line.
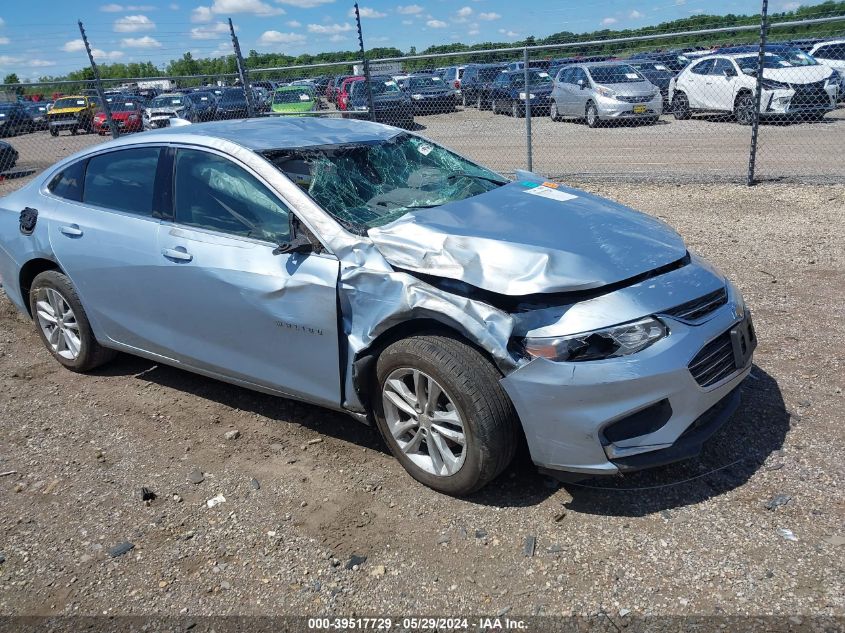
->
[683, 59, 714, 109]
[47, 146, 171, 355]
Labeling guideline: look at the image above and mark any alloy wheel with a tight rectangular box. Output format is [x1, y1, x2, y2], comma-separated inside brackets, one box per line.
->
[382, 368, 467, 477]
[35, 287, 82, 360]
[736, 94, 755, 125]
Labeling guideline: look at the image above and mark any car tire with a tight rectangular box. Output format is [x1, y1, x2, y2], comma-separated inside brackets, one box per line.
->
[511, 101, 523, 118]
[734, 92, 755, 125]
[490, 98, 497, 114]
[550, 101, 562, 122]
[373, 333, 518, 496]
[49, 127, 59, 137]
[462, 92, 469, 107]
[29, 270, 118, 373]
[672, 92, 691, 120]
[585, 101, 600, 128]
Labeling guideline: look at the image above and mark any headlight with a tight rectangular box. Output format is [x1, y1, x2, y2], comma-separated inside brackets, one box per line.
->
[522, 317, 667, 362]
[353, 105, 368, 111]
[761, 78, 790, 90]
[518, 92, 536, 100]
[595, 86, 616, 99]
[412, 93, 423, 100]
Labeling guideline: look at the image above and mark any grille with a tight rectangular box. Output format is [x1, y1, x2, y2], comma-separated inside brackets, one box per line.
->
[688, 330, 737, 388]
[616, 95, 653, 103]
[791, 80, 829, 106]
[50, 114, 77, 122]
[664, 287, 728, 322]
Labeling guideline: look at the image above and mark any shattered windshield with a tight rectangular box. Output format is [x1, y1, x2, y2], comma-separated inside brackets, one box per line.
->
[265, 133, 508, 233]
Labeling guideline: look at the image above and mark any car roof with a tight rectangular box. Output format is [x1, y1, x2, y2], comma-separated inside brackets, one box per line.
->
[811, 38, 845, 46]
[100, 117, 401, 152]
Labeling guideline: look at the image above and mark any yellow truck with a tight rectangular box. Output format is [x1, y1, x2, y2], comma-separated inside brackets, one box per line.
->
[47, 95, 98, 136]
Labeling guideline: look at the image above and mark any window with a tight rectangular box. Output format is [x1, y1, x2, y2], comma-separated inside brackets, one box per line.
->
[558, 68, 573, 84]
[174, 149, 290, 243]
[690, 60, 714, 75]
[83, 148, 161, 216]
[571, 68, 589, 85]
[815, 44, 845, 61]
[711, 59, 736, 76]
[48, 160, 86, 202]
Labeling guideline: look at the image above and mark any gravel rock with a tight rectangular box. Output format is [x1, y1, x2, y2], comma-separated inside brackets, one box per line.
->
[765, 494, 792, 510]
[187, 470, 204, 485]
[250, 478, 260, 490]
[223, 430, 241, 441]
[108, 542, 135, 558]
[345, 554, 367, 570]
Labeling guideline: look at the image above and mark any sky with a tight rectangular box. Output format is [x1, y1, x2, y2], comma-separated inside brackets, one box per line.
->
[0, 0, 823, 81]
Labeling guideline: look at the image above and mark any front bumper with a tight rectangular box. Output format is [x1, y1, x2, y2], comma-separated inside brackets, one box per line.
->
[596, 94, 663, 119]
[501, 284, 754, 476]
[48, 118, 83, 130]
[762, 87, 837, 115]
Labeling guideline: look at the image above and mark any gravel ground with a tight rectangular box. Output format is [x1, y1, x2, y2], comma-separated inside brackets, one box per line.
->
[0, 179, 843, 626]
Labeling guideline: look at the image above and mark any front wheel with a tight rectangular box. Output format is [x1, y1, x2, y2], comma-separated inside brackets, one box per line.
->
[734, 92, 755, 125]
[511, 101, 523, 118]
[29, 270, 117, 372]
[585, 101, 600, 128]
[374, 334, 518, 496]
[672, 92, 691, 120]
[550, 101, 562, 122]
[49, 127, 59, 137]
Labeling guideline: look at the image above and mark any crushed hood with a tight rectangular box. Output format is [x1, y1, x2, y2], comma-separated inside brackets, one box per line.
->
[367, 181, 687, 296]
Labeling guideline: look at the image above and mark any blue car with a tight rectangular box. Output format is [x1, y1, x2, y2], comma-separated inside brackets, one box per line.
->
[0, 118, 755, 495]
[487, 69, 554, 117]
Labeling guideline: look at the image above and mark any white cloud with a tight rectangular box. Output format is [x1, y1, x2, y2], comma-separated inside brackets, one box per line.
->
[275, 0, 334, 6]
[675, 0, 686, 5]
[350, 6, 387, 18]
[95, 49, 125, 60]
[498, 28, 518, 37]
[169, 3, 180, 9]
[776, 1, 801, 9]
[190, 22, 229, 38]
[401, 19, 412, 25]
[468, 27, 479, 35]
[307, 22, 353, 34]
[100, 3, 156, 10]
[478, 12, 500, 20]
[121, 35, 162, 47]
[396, 4, 423, 15]
[0, 55, 23, 65]
[328, 33, 346, 42]
[101, 3, 124, 10]
[456, 6, 472, 17]
[629, 9, 644, 18]
[0, 37, 9, 45]
[113, 15, 156, 32]
[258, 29, 307, 44]
[286, 19, 301, 26]
[426, 19, 447, 28]
[191, 0, 284, 22]
[62, 39, 87, 52]
[0, 18, 5, 27]
[30, 59, 57, 67]
[601, 17, 618, 25]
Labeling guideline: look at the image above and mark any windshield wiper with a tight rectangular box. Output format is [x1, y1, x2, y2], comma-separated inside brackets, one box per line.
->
[446, 172, 508, 185]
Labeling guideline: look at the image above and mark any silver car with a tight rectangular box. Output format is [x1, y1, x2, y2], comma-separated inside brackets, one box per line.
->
[551, 62, 663, 126]
[0, 118, 755, 495]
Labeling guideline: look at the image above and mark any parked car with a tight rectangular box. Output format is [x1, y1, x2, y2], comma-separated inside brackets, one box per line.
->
[626, 59, 675, 105]
[550, 62, 663, 127]
[504, 59, 552, 72]
[0, 139, 18, 172]
[460, 63, 507, 108]
[47, 96, 97, 136]
[435, 65, 465, 94]
[327, 74, 353, 105]
[337, 76, 364, 111]
[403, 74, 457, 114]
[488, 69, 554, 117]
[144, 93, 200, 129]
[629, 50, 693, 74]
[271, 85, 318, 116]
[669, 52, 838, 124]
[92, 97, 144, 134]
[25, 102, 51, 131]
[0, 102, 35, 137]
[0, 117, 757, 495]
[807, 39, 845, 98]
[215, 88, 251, 119]
[345, 77, 414, 128]
[188, 91, 219, 121]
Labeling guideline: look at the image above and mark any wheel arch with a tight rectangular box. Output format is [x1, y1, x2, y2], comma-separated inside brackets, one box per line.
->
[19, 258, 62, 318]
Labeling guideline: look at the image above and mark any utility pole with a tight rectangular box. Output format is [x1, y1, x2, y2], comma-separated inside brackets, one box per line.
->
[229, 18, 256, 117]
[747, 0, 769, 185]
[78, 20, 118, 139]
[354, 3, 376, 122]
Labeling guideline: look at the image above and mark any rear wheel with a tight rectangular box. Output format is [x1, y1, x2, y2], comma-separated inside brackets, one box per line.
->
[734, 92, 755, 125]
[373, 334, 518, 496]
[585, 101, 600, 128]
[550, 101, 562, 122]
[512, 101, 523, 118]
[29, 270, 117, 372]
[672, 92, 691, 120]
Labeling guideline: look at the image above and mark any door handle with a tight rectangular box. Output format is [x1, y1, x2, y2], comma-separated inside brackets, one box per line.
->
[162, 247, 193, 262]
[60, 224, 83, 237]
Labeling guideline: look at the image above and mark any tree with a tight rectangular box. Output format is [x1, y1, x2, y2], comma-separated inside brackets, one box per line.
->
[3, 73, 20, 85]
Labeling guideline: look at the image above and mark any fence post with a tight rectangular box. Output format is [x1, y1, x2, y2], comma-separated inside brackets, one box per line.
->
[747, 0, 769, 185]
[229, 18, 256, 118]
[523, 47, 533, 173]
[354, 3, 376, 122]
[78, 20, 118, 140]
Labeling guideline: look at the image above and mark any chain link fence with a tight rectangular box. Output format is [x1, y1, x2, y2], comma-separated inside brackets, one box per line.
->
[1, 14, 844, 194]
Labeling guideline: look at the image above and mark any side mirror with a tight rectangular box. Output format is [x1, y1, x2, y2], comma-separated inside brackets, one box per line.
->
[577, 79, 586, 90]
[273, 216, 313, 256]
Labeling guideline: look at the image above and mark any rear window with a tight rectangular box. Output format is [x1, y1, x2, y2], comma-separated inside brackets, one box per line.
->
[83, 148, 161, 217]
[48, 160, 86, 202]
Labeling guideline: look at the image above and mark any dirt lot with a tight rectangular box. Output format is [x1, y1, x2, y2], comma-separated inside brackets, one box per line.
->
[1, 177, 843, 626]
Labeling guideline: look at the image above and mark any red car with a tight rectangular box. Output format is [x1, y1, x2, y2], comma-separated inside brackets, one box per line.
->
[337, 76, 364, 111]
[92, 97, 144, 135]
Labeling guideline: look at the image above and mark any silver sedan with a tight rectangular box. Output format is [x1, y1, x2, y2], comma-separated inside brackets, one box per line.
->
[0, 118, 754, 495]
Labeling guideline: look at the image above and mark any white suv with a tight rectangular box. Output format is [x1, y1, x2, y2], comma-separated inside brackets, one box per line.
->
[808, 40, 845, 99]
[669, 52, 839, 124]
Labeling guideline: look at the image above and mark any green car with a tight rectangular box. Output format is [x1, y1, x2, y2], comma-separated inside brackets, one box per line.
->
[270, 86, 318, 116]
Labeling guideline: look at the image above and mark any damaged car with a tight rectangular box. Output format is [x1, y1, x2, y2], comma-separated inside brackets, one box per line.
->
[0, 118, 756, 495]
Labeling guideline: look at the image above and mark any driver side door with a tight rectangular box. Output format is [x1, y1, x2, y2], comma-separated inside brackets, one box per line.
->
[155, 147, 342, 408]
